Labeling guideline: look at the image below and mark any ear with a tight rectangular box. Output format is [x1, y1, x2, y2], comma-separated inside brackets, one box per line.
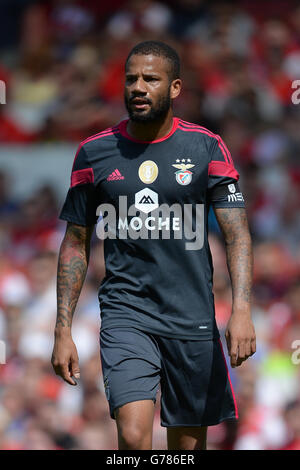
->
[170, 79, 182, 100]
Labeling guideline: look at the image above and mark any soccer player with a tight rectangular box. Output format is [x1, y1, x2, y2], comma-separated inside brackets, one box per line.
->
[51, 41, 256, 450]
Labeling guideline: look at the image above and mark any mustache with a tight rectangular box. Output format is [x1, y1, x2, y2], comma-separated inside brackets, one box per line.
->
[129, 96, 152, 104]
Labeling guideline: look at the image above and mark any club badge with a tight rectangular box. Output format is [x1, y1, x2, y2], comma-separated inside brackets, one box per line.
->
[172, 159, 195, 186]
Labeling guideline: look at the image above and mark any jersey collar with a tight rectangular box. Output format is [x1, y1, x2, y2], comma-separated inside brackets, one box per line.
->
[118, 117, 179, 144]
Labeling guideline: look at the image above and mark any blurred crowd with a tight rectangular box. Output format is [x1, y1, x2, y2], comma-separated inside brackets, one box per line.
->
[0, 0, 300, 450]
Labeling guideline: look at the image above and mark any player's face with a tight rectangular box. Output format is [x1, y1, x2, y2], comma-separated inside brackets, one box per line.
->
[124, 54, 180, 122]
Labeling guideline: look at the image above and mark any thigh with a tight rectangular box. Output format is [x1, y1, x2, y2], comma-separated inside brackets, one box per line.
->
[115, 399, 155, 450]
[167, 426, 207, 450]
[157, 336, 238, 428]
[100, 327, 161, 421]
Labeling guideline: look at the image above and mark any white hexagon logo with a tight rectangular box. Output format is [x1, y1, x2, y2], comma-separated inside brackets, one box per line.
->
[135, 188, 158, 214]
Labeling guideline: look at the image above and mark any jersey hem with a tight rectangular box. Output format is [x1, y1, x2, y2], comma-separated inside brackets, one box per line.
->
[100, 322, 220, 341]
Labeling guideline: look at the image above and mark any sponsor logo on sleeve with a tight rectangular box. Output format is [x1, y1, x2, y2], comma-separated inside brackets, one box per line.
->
[228, 192, 244, 202]
[228, 183, 236, 193]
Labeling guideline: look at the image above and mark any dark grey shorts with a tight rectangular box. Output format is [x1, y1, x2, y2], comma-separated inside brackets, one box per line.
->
[99, 327, 238, 427]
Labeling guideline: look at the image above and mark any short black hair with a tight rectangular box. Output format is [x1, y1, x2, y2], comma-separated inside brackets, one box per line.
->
[125, 40, 180, 81]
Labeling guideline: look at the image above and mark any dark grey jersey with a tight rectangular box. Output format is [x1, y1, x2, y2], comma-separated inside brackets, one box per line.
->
[60, 118, 245, 339]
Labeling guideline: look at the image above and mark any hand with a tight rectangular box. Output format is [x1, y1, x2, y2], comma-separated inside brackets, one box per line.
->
[225, 310, 256, 368]
[51, 331, 80, 385]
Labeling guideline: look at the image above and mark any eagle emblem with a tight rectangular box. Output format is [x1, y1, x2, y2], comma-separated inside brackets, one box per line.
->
[172, 160, 195, 186]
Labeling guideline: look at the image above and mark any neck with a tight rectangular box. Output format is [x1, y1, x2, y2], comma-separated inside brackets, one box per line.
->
[127, 109, 174, 142]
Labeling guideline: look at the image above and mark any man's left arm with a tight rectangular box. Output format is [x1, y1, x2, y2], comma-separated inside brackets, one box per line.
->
[214, 207, 256, 368]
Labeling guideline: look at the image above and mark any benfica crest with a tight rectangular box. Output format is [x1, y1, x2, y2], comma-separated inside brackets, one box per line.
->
[172, 159, 195, 186]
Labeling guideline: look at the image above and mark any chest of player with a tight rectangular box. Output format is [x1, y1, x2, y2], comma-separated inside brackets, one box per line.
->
[94, 140, 209, 209]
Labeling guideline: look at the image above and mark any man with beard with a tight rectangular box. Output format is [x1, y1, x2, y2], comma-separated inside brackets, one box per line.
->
[52, 41, 256, 450]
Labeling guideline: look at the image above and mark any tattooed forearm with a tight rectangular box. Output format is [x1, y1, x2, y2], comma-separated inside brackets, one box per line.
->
[214, 208, 253, 306]
[56, 223, 93, 330]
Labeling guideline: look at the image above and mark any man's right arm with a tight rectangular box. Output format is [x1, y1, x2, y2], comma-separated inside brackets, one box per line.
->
[51, 222, 94, 385]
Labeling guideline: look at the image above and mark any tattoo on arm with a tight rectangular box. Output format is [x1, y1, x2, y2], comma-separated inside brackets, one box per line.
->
[56, 223, 94, 329]
[213, 208, 253, 305]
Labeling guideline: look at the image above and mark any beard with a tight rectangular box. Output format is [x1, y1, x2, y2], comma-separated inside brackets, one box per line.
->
[124, 87, 171, 123]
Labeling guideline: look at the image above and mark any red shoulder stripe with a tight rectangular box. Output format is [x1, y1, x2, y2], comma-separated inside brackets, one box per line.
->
[71, 127, 119, 172]
[179, 120, 233, 165]
[71, 168, 94, 188]
[178, 124, 232, 165]
[208, 161, 239, 180]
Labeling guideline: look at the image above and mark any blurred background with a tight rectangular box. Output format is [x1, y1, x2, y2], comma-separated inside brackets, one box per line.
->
[0, 0, 300, 450]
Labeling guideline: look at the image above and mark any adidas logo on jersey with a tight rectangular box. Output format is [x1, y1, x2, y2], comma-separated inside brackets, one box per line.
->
[107, 169, 124, 181]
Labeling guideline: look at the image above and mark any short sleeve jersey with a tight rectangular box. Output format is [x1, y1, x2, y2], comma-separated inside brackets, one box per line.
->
[60, 118, 245, 340]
